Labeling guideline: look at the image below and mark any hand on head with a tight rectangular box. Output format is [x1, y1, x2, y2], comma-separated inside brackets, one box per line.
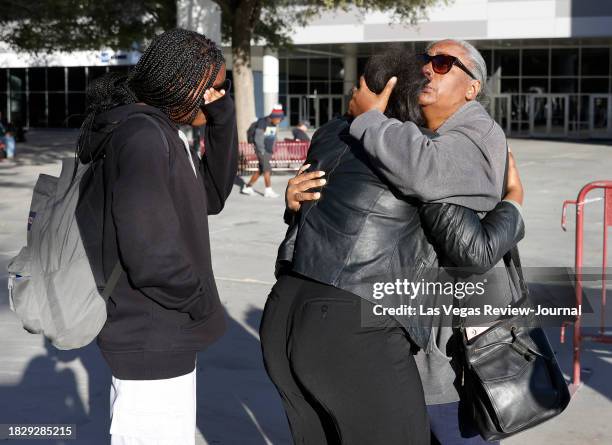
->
[192, 63, 227, 126]
[348, 76, 397, 118]
[203, 87, 225, 105]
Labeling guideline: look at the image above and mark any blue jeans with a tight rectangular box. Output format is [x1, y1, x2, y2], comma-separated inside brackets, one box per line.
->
[3, 135, 15, 158]
[428, 401, 499, 445]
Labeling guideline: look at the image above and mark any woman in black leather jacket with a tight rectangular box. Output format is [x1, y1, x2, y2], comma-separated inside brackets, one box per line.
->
[260, 48, 524, 445]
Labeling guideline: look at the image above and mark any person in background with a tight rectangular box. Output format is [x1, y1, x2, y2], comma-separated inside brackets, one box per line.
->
[241, 104, 284, 198]
[0, 111, 7, 134]
[0, 113, 15, 160]
[0, 114, 6, 161]
[4, 129, 15, 159]
[291, 120, 311, 141]
[192, 124, 205, 157]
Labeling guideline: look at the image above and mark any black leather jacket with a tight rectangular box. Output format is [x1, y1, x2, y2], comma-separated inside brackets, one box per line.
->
[277, 117, 525, 348]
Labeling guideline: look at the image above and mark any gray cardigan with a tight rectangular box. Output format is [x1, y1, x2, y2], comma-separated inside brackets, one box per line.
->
[350, 101, 508, 212]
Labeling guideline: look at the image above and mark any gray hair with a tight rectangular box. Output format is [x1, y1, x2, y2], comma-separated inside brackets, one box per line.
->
[426, 39, 489, 106]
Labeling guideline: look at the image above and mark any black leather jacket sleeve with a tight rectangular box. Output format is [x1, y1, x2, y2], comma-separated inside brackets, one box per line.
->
[420, 201, 525, 274]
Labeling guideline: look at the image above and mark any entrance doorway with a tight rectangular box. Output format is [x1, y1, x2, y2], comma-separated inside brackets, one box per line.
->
[287, 95, 345, 128]
[528, 95, 569, 137]
[491, 95, 511, 135]
[589, 95, 612, 138]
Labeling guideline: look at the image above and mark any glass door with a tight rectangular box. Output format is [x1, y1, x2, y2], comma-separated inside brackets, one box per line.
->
[529, 95, 569, 137]
[529, 95, 549, 136]
[286, 95, 315, 126]
[589, 94, 612, 138]
[549, 95, 569, 137]
[287, 95, 345, 128]
[288, 96, 301, 126]
[331, 96, 344, 120]
[306, 96, 317, 127]
[316, 95, 344, 127]
[491, 95, 511, 135]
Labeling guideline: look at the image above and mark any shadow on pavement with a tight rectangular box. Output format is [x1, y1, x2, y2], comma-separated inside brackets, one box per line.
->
[0, 303, 289, 444]
[196, 306, 290, 444]
[0, 337, 110, 445]
[527, 278, 612, 404]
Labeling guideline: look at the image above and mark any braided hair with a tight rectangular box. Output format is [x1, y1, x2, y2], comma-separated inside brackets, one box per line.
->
[76, 72, 138, 161]
[128, 28, 225, 124]
[77, 28, 224, 161]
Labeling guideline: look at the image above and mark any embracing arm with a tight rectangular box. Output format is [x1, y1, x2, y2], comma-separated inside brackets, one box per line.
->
[420, 200, 524, 274]
[419, 148, 525, 273]
[350, 109, 501, 210]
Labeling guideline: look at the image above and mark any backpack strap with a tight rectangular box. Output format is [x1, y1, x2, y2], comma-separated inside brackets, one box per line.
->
[102, 261, 123, 299]
[502, 144, 509, 198]
[123, 113, 170, 154]
[101, 112, 170, 298]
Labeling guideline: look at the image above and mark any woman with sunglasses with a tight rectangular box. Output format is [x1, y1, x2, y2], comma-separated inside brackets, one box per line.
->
[348, 39, 506, 214]
[350, 38, 511, 445]
[287, 40, 518, 444]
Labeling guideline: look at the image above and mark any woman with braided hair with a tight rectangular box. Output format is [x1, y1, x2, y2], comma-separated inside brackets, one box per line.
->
[75, 28, 237, 445]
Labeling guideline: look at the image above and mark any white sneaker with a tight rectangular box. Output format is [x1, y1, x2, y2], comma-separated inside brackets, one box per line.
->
[264, 188, 280, 198]
[241, 185, 255, 195]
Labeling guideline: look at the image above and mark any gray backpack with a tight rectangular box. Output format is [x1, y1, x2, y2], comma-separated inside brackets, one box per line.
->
[6, 113, 168, 350]
[7, 158, 121, 350]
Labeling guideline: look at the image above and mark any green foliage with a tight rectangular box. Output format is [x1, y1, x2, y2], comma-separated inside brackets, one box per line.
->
[218, 0, 446, 49]
[0, 0, 176, 53]
[0, 0, 446, 53]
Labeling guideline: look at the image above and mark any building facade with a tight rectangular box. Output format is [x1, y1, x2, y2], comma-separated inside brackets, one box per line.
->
[2, 0, 612, 139]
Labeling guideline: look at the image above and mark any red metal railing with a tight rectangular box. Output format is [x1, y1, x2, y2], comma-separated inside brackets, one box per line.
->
[560, 180, 612, 392]
[238, 141, 309, 175]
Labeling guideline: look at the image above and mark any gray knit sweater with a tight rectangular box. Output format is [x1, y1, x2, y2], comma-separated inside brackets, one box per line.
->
[350, 101, 508, 213]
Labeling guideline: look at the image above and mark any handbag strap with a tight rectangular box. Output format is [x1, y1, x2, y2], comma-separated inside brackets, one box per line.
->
[502, 143, 509, 198]
[101, 261, 122, 299]
[500, 145, 530, 304]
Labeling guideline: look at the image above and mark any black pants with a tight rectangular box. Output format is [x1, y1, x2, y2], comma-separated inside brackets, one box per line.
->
[260, 274, 430, 445]
[428, 402, 498, 445]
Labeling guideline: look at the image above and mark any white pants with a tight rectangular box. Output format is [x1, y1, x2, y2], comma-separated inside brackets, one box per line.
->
[109, 367, 197, 445]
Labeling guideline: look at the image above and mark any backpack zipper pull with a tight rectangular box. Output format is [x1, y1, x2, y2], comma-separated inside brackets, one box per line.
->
[7, 274, 15, 311]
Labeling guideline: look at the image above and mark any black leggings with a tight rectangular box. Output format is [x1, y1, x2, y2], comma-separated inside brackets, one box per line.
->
[259, 274, 430, 445]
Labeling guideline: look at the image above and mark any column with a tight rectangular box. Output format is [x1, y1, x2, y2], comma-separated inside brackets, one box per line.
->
[263, 49, 279, 116]
[343, 44, 358, 97]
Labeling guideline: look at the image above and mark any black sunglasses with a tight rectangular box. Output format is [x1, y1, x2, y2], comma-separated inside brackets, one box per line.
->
[417, 53, 477, 80]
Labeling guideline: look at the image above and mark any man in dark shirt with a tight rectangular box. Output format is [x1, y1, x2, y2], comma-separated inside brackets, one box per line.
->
[291, 121, 311, 141]
[241, 105, 284, 198]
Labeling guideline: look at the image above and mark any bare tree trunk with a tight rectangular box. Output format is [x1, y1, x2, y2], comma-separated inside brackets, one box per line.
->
[232, 9, 257, 142]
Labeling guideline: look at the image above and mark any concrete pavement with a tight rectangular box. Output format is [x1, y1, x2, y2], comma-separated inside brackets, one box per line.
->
[0, 129, 611, 444]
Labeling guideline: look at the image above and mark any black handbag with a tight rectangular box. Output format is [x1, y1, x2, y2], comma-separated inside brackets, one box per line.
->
[460, 247, 571, 441]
